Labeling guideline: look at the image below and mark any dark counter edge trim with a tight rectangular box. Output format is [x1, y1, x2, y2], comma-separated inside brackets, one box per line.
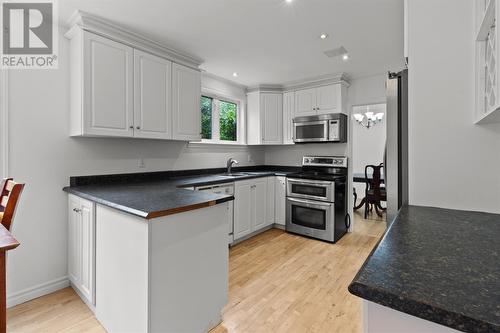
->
[64, 187, 235, 220]
[347, 207, 500, 333]
[70, 165, 301, 187]
[347, 282, 497, 333]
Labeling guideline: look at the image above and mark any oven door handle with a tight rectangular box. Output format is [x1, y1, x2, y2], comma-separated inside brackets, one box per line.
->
[287, 178, 334, 186]
[287, 197, 333, 208]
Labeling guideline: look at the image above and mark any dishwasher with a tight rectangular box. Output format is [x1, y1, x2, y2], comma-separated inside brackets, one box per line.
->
[195, 183, 234, 245]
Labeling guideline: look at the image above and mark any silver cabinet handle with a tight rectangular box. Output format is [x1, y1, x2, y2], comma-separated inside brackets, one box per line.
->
[287, 197, 332, 207]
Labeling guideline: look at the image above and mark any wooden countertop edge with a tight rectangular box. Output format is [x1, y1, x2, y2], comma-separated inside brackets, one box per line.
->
[145, 200, 221, 219]
[0, 224, 19, 252]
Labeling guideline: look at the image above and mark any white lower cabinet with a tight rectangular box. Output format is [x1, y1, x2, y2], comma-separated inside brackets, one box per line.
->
[234, 178, 270, 240]
[275, 176, 286, 226]
[266, 177, 275, 226]
[68, 194, 95, 306]
[233, 181, 253, 239]
[252, 178, 268, 230]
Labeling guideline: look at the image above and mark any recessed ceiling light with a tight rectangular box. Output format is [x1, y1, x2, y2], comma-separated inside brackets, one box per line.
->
[233, 72, 238, 77]
[285, 0, 293, 3]
[342, 53, 349, 61]
[320, 33, 328, 40]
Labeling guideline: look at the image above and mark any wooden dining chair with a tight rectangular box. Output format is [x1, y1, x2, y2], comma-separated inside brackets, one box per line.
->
[363, 164, 386, 219]
[0, 178, 25, 231]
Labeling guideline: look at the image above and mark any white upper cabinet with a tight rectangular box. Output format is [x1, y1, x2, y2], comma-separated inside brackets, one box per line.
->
[66, 17, 203, 140]
[80, 31, 134, 137]
[133, 50, 172, 140]
[262, 93, 283, 144]
[246, 92, 283, 145]
[172, 63, 202, 141]
[282, 91, 295, 145]
[474, 0, 500, 123]
[295, 88, 317, 117]
[316, 84, 340, 114]
[294, 83, 347, 117]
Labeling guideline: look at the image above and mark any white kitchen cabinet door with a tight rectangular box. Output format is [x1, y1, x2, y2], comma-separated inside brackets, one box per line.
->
[79, 198, 95, 305]
[234, 181, 253, 239]
[68, 195, 96, 306]
[172, 63, 202, 141]
[68, 196, 81, 287]
[316, 84, 339, 115]
[83, 32, 134, 137]
[252, 178, 268, 230]
[283, 91, 295, 144]
[266, 177, 275, 226]
[275, 176, 286, 226]
[133, 50, 172, 140]
[261, 93, 283, 144]
[295, 88, 317, 117]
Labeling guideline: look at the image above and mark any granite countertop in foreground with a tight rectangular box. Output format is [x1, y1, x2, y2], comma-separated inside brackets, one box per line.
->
[63, 166, 298, 219]
[348, 205, 500, 333]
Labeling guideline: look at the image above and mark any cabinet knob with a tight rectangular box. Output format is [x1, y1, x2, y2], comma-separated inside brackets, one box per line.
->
[73, 208, 81, 213]
[129, 126, 134, 129]
[136, 126, 141, 130]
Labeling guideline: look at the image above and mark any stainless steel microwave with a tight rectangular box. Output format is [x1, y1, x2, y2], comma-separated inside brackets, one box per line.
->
[293, 113, 347, 143]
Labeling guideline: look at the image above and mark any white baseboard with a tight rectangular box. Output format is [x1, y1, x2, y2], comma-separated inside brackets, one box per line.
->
[7, 276, 69, 308]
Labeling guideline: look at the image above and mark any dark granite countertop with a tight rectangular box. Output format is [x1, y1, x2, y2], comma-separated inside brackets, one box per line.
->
[348, 205, 500, 333]
[63, 166, 299, 219]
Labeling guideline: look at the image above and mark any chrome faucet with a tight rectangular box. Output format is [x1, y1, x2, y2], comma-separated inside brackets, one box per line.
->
[226, 158, 239, 174]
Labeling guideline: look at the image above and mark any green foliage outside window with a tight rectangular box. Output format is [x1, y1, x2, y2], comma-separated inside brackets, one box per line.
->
[201, 96, 212, 140]
[219, 101, 237, 141]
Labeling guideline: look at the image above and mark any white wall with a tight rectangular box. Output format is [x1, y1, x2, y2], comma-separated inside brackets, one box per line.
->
[4, 30, 263, 306]
[408, 0, 500, 213]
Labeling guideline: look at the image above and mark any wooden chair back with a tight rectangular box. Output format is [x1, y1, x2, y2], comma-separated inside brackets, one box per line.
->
[0, 178, 25, 231]
[364, 164, 384, 195]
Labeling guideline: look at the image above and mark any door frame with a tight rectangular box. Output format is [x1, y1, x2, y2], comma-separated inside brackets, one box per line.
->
[0, 70, 8, 178]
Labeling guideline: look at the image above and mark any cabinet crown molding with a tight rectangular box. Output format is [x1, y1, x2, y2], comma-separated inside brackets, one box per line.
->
[246, 72, 350, 94]
[65, 10, 204, 69]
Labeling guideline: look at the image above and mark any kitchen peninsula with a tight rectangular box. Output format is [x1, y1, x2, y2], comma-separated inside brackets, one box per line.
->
[64, 172, 236, 332]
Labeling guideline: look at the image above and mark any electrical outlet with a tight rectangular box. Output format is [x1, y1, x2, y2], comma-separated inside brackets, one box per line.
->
[247, 154, 252, 163]
[138, 158, 145, 168]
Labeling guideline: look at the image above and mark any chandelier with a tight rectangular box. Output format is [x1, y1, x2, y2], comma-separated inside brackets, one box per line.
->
[353, 111, 384, 129]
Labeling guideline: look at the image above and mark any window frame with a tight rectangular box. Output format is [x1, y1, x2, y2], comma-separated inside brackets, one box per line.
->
[199, 89, 245, 145]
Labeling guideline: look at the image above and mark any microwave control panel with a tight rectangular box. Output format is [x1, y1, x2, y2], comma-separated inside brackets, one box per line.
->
[329, 120, 340, 141]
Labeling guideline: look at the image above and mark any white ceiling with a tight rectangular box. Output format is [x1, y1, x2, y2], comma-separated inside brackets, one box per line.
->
[59, 0, 404, 87]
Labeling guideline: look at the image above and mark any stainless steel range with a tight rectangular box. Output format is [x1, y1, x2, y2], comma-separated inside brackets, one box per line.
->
[285, 156, 349, 243]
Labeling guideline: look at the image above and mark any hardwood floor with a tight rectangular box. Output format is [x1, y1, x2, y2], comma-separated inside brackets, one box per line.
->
[7, 214, 386, 333]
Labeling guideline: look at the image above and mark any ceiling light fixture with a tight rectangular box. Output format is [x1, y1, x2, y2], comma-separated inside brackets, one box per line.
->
[233, 72, 238, 77]
[353, 112, 384, 129]
[320, 33, 328, 40]
[285, 0, 293, 3]
[342, 53, 349, 61]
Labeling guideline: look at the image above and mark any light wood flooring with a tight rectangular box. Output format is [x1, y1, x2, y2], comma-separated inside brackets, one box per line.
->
[7, 213, 386, 333]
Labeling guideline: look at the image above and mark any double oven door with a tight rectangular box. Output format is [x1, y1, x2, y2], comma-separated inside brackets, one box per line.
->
[286, 178, 335, 242]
